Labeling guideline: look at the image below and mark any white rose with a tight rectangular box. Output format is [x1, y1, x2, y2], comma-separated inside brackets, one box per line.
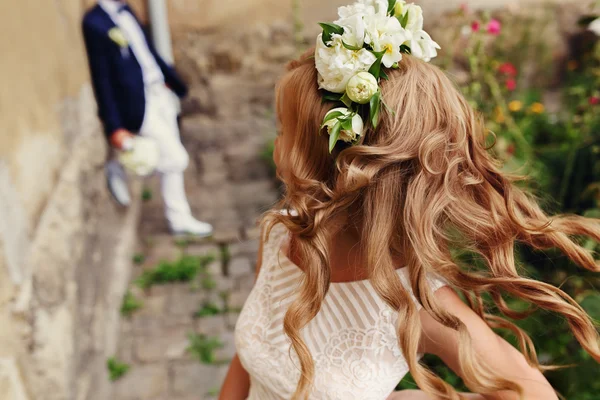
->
[589, 18, 600, 36]
[346, 72, 378, 104]
[315, 34, 377, 93]
[334, 0, 384, 48]
[335, 12, 367, 48]
[323, 107, 365, 144]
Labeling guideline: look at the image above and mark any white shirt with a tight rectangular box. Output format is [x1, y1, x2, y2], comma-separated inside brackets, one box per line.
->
[99, 0, 164, 86]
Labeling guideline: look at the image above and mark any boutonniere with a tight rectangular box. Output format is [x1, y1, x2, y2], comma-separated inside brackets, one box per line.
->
[108, 27, 130, 57]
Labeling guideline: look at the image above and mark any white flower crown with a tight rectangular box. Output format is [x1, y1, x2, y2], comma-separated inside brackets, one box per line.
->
[315, 0, 440, 153]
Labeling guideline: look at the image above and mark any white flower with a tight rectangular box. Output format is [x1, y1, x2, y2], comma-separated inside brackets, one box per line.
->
[461, 24, 472, 37]
[315, 34, 377, 93]
[334, 0, 386, 47]
[395, 2, 440, 62]
[403, 4, 424, 32]
[408, 30, 440, 62]
[589, 18, 600, 36]
[346, 72, 378, 104]
[108, 27, 129, 48]
[364, 14, 407, 67]
[118, 136, 160, 177]
[323, 107, 365, 143]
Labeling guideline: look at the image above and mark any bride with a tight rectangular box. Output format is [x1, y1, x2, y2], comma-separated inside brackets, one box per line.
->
[219, 1, 600, 398]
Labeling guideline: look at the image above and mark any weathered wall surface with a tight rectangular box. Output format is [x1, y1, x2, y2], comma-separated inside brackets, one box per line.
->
[125, 0, 580, 36]
[0, 1, 140, 399]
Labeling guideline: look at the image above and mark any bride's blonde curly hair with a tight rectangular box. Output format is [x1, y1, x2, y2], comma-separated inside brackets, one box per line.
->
[264, 50, 600, 399]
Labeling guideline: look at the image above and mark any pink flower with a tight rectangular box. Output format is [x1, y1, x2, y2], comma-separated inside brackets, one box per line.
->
[506, 79, 517, 91]
[487, 19, 502, 35]
[589, 96, 600, 105]
[460, 3, 469, 13]
[471, 21, 480, 32]
[498, 62, 517, 77]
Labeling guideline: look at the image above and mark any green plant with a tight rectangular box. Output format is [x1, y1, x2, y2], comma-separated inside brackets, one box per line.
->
[132, 253, 145, 265]
[142, 187, 153, 201]
[292, 0, 305, 54]
[201, 276, 217, 290]
[261, 138, 277, 177]
[219, 291, 231, 312]
[107, 357, 130, 381]
[194, 302, 222, 318]
[135, 254, 215, 289]
[174, 237, 191, 249]
[120, 290, 143, 317]
[220, 244, 231, 266]
[186, 333, 224, 364]
[395, 4, 600, 397]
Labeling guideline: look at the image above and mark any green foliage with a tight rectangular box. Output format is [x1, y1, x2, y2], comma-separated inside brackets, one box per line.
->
[142, 187, 153, 201]
[291, 0, 305, 53]
[194, 302, 222, 318]
[220, 244, 231, 268]
[397, 355, 468, 391]
[201, 276, 217, 290]
[135, 254, 216, 289]
[120, 290, 143, 317]
[132, 253, 145, 265]
[107, 357, 130, 381]
[403, 6, 600, 398]
[186, 333, 224, 364]
[261, 139, 277, 176]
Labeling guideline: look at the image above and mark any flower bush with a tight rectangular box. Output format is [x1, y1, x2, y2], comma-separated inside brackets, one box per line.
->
[397, 4, 600, 398]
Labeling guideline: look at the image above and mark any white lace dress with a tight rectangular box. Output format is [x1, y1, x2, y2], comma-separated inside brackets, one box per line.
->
[235, 223, 447, 400]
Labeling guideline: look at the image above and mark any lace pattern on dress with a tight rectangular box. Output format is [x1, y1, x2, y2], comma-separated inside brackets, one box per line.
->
[235, 221, 447, 400]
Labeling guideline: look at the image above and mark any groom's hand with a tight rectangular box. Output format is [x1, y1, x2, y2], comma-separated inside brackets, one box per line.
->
[110, 129, 135, 150]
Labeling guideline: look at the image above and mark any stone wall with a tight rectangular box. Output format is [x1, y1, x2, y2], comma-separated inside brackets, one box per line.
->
[123, 0, 581, 37]
[0, 1, 141, 399]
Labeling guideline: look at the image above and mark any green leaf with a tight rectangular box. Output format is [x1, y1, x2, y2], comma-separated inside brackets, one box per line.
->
[370, 90, 382, 128]
[578, 15, 599, 27]
[580, 293, 600, 322]
[387, 0, 397, 16]
[319, 22, 344, 46]
[329, 121, 342, 153]
[321, 111, 344, 128]
[341, 118, 353, 131]
[400, 44, 411, 54]
[321, 91, 343, 103]
[369, 59, 383, 80]
[368, 50, 386, 80]
[342, 41, 363, 51]
[382, 97, 396, 116]
[340, 93, 353, 108]
[399, 12, 409, 28]
[380, 69, 389, 81]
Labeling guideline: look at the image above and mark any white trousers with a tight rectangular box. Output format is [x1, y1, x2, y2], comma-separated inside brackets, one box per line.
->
[138, 83, 192, 227]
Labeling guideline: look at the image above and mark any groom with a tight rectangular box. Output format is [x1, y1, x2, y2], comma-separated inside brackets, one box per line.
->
[82, 0, 213, 237]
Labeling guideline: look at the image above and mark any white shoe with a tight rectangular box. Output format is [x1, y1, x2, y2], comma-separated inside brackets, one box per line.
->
[169, 217, 214, 238]
[105, 161, 131, 207]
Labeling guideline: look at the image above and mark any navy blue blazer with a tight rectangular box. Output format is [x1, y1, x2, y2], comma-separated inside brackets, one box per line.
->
[82, 4, 188, 139]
